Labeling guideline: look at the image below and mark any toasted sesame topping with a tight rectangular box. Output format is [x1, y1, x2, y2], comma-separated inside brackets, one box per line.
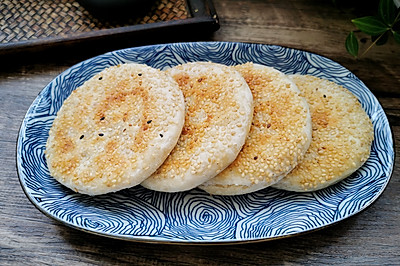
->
[200, 63, 312, 195]
[45, 63, 185, 195]
[142, 62, 253, 192]
[273, 75, 374, 192]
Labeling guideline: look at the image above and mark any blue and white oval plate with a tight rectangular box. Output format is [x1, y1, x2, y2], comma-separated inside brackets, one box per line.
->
[17, 42, 394, 244]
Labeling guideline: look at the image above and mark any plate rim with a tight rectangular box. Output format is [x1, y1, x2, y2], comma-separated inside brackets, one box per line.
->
[16, 41, 395, 244]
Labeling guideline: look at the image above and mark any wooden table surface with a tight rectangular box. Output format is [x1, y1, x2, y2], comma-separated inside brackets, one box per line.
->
[1, 0, 399, 264]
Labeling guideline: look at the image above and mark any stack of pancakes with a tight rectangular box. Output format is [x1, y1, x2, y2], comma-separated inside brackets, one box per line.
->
[45, 62, 374, 196]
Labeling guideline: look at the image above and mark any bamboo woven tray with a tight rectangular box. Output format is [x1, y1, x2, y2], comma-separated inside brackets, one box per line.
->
[0, 0, 219, 55]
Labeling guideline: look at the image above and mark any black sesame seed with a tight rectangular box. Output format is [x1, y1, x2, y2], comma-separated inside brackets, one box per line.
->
[323, 94, 327, 98]
[254, 156, 258, 160]
[160, 134, 163, 138]
[99, 77, 103, 80]
[80, 135, 84, 139]
[147, 120, 152, 124]
[138, 73, 142, 76]
[99, 133, 104, 136]
[100, 116, 105, 121]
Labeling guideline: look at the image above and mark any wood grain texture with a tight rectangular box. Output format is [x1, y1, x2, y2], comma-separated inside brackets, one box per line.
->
[1, 0, 399, 264]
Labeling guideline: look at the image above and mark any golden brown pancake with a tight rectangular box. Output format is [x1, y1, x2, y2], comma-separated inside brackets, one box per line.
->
[45, 63, 185, 195]
[272, 75, 374, 192]
[141, 62, 254, 192]
[199, 63, 312, 195]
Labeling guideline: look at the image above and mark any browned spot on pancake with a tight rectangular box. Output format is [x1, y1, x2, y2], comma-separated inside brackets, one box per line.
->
[54, 130, 75, 153]
[175, 73, 190, 87]
[93, 84, 154, 153]
[105, 139, 117, 154]
[313, 110, 330, 128]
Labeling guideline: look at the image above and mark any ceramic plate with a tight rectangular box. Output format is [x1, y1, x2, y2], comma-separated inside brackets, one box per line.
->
[17, 42, 394, 244]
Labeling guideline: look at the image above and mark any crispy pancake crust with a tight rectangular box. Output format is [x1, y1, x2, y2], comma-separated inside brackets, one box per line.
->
[141, 62, 254, 192]
[199, 63, 312, 195]
[272, 75, 374, 192]
[45, 63, 185, 195]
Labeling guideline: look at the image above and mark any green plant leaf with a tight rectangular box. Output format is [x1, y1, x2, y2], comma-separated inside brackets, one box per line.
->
[379, 0, 397, 26]
[393, 30, 400, 43]
[352, 16, 390, 35]
[345, 32, 359, 57]
[372, 31, 389, 45]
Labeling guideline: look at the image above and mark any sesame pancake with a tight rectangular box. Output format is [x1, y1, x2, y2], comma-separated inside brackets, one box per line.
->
[273, 75, 374, 192]
[199, 63, 312, 195]
[141, 62, 254, 192]
[45, 63, 185, 195]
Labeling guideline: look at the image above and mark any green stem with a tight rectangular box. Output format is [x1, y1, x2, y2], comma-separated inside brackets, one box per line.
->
[393, 8, 400, 25]
[360, 9, 400, 57]
[360, 32, 386, 57]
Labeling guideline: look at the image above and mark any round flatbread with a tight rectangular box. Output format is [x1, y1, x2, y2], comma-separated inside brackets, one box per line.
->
[141, 62, 254, 192]
[45, 63, 185, 195]
[199, 63, 312, 195]
[272, 75, 374, 192]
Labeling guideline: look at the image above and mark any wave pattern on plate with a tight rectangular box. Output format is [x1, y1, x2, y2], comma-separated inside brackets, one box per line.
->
[17, 42, 394, 243]
[160, 190, 240, 241]
[235, 193, 336, 239]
